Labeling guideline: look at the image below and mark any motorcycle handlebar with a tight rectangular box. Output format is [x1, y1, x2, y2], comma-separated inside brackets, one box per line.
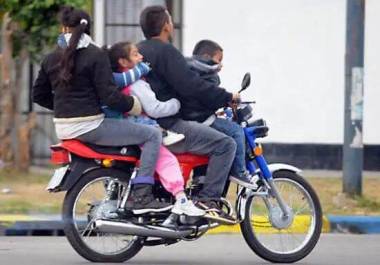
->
[240, 101, 256, 105]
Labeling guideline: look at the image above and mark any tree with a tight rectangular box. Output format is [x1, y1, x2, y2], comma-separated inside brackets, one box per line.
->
[0, 0, 88, 171]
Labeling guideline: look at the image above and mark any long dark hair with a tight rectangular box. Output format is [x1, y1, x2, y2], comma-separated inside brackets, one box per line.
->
[58, 6, 91, 87]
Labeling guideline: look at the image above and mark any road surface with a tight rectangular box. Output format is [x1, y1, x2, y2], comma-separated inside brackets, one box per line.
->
[0, 234, 379, 265]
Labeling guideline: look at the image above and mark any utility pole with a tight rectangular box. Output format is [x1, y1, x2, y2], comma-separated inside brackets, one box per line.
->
[343, 0, 365, 196]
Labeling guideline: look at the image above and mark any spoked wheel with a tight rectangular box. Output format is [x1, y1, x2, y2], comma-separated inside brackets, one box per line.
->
[240, 170, 322, 263]
[63, 168, 143, 262]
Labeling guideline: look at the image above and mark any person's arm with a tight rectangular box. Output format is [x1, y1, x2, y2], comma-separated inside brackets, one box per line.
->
[32, 60, 54, 110]
[129, 80, 180, 118]
[160, 45, 232, 110]
[113, 62, 150, 88]
[92, 50, 139, 114]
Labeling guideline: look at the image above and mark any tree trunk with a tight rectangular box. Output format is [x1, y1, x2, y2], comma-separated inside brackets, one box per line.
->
[0, 13, 15, 168]
[13, 50, 29, 171]
[0, 13, 33, 172]
[18, 112, 37, 171]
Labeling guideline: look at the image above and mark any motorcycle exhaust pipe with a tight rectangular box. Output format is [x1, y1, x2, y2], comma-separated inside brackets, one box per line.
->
[94, 219, 195, 239]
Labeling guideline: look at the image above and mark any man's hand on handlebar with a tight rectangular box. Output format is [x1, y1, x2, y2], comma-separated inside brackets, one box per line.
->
[232, 93, 241, 102]
[229, 93, 241, 108]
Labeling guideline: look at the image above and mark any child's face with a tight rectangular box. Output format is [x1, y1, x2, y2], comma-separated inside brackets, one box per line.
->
[212, 50, 223, 64]
[128, 45, 143, 66]
[212, 50, 223, 71]
[118, 44, 143, 69]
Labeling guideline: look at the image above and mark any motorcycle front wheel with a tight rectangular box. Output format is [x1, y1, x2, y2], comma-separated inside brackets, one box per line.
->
[240, 170, 322, 263]
[62, 168, 143, 263]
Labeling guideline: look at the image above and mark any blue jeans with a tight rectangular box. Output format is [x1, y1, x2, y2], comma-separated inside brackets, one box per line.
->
[167, 119, 236, 199]
[210, 118, 246, 177]
[127, 115, 158, 126]
[101, 106, 124, 119]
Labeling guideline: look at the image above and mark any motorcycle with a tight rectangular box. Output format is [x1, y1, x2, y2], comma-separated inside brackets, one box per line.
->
[47, 73, 322, 263]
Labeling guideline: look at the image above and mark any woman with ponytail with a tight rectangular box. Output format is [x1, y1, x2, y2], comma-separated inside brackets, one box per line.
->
[33, 6, 171, 214]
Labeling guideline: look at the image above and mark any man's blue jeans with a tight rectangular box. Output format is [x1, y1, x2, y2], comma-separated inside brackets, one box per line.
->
[210, 117, 246, 177]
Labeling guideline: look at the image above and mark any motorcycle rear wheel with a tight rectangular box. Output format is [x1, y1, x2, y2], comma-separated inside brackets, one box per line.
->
[240, 170, 322, 263]
[62, 168, 143, 263]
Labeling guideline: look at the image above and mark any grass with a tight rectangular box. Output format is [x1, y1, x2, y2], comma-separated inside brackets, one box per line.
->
[0, 168, 64, 214]
[355, 196, 380, 212]
[0, 169, 380, 215]
[0, 168, 50, 184]
[306, 177, 380, 215]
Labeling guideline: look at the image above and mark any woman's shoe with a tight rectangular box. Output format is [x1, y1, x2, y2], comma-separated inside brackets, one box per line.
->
[125, 184, 173, 214]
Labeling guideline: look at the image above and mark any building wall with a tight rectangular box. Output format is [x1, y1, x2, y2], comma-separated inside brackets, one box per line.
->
[30, 0, 380, 169]
[183, 0, 380, 145]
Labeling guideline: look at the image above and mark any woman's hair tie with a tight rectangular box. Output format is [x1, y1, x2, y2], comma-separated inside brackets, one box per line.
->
[80, 19, 88, 25]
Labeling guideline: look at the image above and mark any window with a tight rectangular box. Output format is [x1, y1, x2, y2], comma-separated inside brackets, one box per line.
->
[104, 0, 183, 50]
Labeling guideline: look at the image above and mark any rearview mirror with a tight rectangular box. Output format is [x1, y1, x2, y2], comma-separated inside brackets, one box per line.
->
[239, 72, 251, 93]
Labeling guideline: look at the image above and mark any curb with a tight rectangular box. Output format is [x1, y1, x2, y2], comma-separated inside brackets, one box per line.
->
[1, 215, 379, 236]
[0, 215, 64, 236]
[328, 215, 380, 234]
[208, 215, 331, 234]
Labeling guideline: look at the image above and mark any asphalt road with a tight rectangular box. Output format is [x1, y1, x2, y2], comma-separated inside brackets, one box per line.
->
[0, 234, 379, 265]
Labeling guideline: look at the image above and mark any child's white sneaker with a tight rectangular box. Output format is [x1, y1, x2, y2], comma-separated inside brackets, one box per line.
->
[171, 198, 205, 217]
[162, 130, 185, 146]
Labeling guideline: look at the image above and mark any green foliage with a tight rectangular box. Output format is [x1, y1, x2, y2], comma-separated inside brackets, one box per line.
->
[0, 0, 90, 61]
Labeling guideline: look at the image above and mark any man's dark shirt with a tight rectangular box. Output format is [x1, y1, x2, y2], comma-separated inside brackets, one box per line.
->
[138, 39, 232, 128]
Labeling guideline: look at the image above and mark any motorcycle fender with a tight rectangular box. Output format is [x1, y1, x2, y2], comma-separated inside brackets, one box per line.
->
[60, 163, 100, 192]
[255, 163, 302, 176]
[54, 155, 100, 192]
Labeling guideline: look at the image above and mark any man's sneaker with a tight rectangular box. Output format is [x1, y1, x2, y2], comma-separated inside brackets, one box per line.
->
[195, 200, 236, 225]
[125, 184, 173, 214]
[171, 198, 205, 217]
[230, 172, 259, 190]
[162, 130, 185, 146]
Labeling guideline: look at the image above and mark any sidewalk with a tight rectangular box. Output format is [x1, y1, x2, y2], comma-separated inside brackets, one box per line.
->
[0, 215, 64, 236]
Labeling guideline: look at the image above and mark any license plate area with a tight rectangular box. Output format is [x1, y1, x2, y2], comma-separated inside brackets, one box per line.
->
[46, 165, 69, 192]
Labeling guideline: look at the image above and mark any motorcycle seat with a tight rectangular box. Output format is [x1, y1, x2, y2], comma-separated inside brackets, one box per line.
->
[85, 143, 141, 157]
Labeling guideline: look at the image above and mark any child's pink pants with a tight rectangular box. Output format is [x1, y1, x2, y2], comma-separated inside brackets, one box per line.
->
[120, 83, 184, 195]
[155, 145, 185, 196]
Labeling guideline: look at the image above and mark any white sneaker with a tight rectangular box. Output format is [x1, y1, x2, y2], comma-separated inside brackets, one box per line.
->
[171, 199, 206, 216]
[162, 130, 185, 146]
